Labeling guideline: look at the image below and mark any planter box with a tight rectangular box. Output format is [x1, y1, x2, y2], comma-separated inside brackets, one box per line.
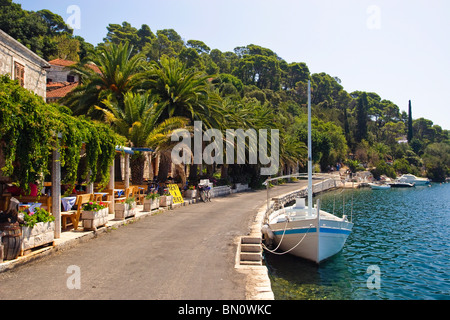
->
[83, 208, 109, 231]
[211, 185, 231, 198]
[184, 190, 197, 199]
[159, 195, 173, 207]
[143, 198, 160, 212]
[21, 221, 55, 254]
[114, 202, 136, 220]
[235, 183, 249, 192]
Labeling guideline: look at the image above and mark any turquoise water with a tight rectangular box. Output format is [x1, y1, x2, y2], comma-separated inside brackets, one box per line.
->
[265, 182, 450, 300]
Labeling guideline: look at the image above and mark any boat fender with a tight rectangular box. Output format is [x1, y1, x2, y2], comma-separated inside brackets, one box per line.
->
[261, 224, 275, 241]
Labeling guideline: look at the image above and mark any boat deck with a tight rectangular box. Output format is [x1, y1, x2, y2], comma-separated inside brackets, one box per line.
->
[268, 206, 345, 224]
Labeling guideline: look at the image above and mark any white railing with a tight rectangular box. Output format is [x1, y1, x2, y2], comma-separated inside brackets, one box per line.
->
[263, 173, 341, 219]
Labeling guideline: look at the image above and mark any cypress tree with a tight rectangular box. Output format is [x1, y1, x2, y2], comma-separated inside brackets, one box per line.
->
[356, 92, 368, 142]
[407, 100, 413, 142]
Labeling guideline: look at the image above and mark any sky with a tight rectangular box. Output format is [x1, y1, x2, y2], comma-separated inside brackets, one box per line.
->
[15, 0, 450, 130]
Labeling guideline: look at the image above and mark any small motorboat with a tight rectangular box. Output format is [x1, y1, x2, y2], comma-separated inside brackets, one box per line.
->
[369, 183, 391, 190]
[397, 174, 430, 186]
[388, 182, 415, 188]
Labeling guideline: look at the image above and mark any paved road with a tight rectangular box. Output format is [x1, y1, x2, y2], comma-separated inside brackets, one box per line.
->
[0, 182, 307, 300]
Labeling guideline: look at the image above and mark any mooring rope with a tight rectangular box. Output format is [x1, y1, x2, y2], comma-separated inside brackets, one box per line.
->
[262, 223, 314, 256]
[263, 218, 289, 253]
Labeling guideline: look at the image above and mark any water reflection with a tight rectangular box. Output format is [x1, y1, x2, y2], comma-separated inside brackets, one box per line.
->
[265, 183, 450, 300]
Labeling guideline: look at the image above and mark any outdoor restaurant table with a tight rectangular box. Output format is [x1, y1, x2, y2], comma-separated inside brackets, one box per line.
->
[19, 202, 41, 213]
[94, 192, 108, 202]
[114, 189, 124, 197]
[61, 196, 77, 211]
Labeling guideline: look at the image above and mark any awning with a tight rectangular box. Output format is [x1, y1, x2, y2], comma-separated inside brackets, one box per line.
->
[115, 146, 155, 154]
[115, 146, 134, 154]
[131, 147, 154, 152]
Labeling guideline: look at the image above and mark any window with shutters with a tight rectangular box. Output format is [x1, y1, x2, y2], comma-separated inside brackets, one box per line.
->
[14, 62, 25, 87]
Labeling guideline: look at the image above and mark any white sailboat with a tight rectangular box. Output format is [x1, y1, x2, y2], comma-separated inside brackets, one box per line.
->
[262, 81, 353, 264]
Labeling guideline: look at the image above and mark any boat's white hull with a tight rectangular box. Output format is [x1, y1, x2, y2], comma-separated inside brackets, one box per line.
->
[405, 180, 429, 186]
[369, 183, 391, 190]
[267, 206, 353, 264]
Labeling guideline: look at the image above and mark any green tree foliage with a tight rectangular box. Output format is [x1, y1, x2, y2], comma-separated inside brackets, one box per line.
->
[355, 92, 369, 142]
[423, 143, 450, 182]
[100, 91, 189, 184]
[62, 42, 147, 116]
[142, 56, 217, 126]
[293, 115, 347, 171]
[408, 100, 413, 142]
[0, 0, 93, 61]
[0, 75, 123, 190]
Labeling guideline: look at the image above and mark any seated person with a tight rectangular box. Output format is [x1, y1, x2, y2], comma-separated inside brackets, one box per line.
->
[6, 183, 38, 197]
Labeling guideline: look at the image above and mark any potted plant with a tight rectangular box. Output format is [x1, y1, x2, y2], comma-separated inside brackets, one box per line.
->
[159, 192, 173, 207]
[115, 197, 136, 220]
[143, 192, 160, 212]
[82, 201, 109, 231]
[126, 196, 137, 210]
[20, 207, 55, 255]
[184, 185, 197, 199]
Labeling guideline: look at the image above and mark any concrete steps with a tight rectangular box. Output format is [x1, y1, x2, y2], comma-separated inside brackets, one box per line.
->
[239, 237, 262, 266]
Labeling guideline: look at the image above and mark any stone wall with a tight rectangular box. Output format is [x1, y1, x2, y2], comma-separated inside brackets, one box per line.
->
[271, 178, 339, 211]
[47, 64, 79, 83]
[0, 30, 49, 100]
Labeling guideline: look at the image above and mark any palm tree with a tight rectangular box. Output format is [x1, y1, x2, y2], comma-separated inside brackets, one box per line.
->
[142, 56, 226, 181]
[142, 56, 223, 127]
[100, 91, 189, 184]
[62, 42, 147, 118]
[279, 134, 307, 175]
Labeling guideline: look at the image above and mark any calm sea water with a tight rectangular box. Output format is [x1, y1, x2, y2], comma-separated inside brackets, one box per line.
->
[265, 182, 450, 300]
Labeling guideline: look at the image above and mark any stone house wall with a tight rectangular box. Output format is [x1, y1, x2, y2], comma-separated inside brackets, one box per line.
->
[47, 63, 80, 83]
[0, 29, 49, 100]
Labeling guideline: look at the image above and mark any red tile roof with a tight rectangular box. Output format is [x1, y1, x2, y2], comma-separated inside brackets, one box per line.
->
[46, 82, 79, 100]
[47, 81, 72, 90]
[49, 59, 102, 74]
[49, 58, 76, 67]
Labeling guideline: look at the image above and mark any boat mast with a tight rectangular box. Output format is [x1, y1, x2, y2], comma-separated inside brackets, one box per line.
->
[308, 80, 313, 216]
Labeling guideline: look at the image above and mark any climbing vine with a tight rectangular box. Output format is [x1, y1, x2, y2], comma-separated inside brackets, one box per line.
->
[0, 75, 125, 192]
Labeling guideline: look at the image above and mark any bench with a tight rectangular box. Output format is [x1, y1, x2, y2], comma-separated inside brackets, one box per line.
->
[61, 193, 94, 230]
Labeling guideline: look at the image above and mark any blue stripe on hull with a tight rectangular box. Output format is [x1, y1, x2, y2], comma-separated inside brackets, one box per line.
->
[274, 227, 351, 236]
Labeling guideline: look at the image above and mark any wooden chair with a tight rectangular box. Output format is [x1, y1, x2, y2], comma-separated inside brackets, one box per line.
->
[0, 195, 11, 212]
[126, 187, 135, 200]
[132, 185, 147, 204]
[61, 193, 93, 230]
[103, 189, 115, 214]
